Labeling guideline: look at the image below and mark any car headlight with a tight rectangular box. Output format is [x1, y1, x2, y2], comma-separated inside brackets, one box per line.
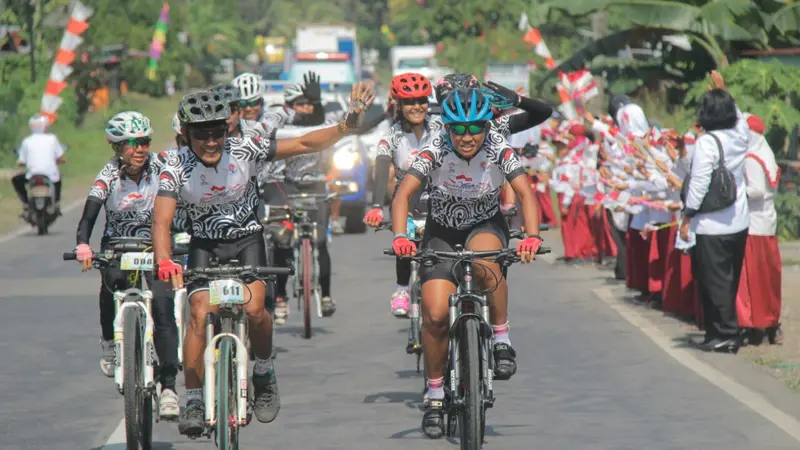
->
[333, 148, 359, 170]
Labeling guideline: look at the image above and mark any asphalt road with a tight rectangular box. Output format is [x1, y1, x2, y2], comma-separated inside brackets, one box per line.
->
[1, 207, 799, 450]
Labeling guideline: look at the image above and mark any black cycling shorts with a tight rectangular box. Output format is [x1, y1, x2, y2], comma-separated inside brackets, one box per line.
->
[418, 213, 509, 285]
[187, 231, 267, 298]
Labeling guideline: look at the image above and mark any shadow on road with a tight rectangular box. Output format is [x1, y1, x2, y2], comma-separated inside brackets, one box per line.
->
[363, 390, 425, 412]
[90, 442, 176, 450]
[274, 325, 332, 338]
[395, 369, 423, 379]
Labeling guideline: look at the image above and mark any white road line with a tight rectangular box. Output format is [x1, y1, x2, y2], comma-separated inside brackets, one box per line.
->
[100, 418, 126, 449]
[0, 198, 84, 244]
[592, 286, 800, 443]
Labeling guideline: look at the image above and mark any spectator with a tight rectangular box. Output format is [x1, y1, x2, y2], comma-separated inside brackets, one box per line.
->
[680, 71, 750, 353]
[736, 113, 782, 345]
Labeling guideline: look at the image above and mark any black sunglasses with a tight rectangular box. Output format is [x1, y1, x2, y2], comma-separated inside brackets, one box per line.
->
[401, 97, 428, 106]
[449, 122, 487, 136]
[189, 126, 227, 141]
[124, 137, 152, 147]
[292, 99, 312, 106]
[238, 98, 262, 108]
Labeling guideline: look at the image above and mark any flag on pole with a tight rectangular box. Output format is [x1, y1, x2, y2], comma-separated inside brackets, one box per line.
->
[147, 3, 170, 81]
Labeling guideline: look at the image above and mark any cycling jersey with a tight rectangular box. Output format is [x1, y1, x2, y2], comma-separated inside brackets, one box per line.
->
[76, 153, 187, 243]
[156, 136, 277, 240]
[376, 122, 434, 186]
[406, 129, 525, 230]
[282, 117, 339, 184]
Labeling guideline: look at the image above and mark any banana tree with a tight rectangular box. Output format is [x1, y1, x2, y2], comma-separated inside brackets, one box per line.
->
[531, 0, 765, 67]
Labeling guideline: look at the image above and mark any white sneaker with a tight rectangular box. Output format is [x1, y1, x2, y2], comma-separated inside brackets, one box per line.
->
[160, 388, 180, 421]
[331, 219, 345, 235]
[274, 298, 288, 325]
[100, 339, 115, 378]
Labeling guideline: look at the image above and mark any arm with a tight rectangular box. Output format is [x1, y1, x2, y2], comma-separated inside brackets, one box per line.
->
[509, 173, 540, 237]
[683, 135, 716, 217]
[153, 196, 177, 263]
[372, 156, 392, 208]
[504, 96, 554, 134]
[76, 199, 102, 245]
[503, 181, 516, 207]
[744, 156, 766, 201]
[391, 174, 423, 237]
[274, 123, 350, 160]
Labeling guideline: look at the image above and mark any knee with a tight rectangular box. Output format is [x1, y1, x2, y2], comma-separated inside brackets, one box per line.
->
[246, 306, 268, 323]
[423, 307, 449, 333]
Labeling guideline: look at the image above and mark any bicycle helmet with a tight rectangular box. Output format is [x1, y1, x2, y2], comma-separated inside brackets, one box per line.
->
[210, 83, 242, 105]
[177, 91, 230, 126]
[172, 112, 182, 135]
[28, 114, 50, 133]
[434, 73, 480, 104]
[441, 88, 493, 124]
[608, 94, 632, 122]
[105, 111, 153, 143]
[232, 72, 264, 101]
[390, 73, 432, 99]
[283, 83, 305, 103]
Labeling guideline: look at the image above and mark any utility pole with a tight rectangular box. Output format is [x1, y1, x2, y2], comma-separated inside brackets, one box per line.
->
[27, 0, 37, 82]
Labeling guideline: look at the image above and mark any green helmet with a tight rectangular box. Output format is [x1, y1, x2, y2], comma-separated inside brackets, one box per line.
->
[105, 111, 153, 143]
[177, 91, 230, 126]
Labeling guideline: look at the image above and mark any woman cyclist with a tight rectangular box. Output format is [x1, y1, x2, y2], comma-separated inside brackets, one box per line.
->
[72, 111, 183, 421]
[391, 89, 544, 438]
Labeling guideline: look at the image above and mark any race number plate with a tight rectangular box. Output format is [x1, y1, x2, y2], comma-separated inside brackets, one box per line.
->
[209, 280, 245, 305]
[120, 252, 154, 271]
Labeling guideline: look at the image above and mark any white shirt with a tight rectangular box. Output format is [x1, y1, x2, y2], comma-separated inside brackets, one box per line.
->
[743, 132, 778, 236]
[17, 133, 65, 182]
[507, 125, 541, 148]
[684, 113, 750, 236]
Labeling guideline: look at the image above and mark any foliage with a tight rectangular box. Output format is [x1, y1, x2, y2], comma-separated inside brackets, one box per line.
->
[775, 193, 800, 241]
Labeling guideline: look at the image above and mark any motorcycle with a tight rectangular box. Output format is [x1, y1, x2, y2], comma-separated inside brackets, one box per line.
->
[25, 175, 58, 235]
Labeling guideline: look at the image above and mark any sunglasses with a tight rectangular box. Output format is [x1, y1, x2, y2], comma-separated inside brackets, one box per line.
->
[189, 126, 227, 141]
[449, 122, 486, 136]
[292, 99, 312, 106]
[238, 98, 262, 108]
[401, 97, 428, 106]
[125, 137, 152, 147]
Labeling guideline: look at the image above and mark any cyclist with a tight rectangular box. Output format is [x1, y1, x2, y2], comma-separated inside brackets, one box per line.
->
[152, 85, 373, 435]
[72, 111, 182, 420]
[391, 88, 544, 438]
[172, 113, 186, 149]
[12, 114, 66, 217]
[232, 72, 324, 128]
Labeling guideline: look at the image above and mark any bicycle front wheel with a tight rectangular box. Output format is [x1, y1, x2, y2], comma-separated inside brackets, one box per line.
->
[123, 307, 152, 450]
[301, 239, 313, 339]
[459, 318, 483, 450]
[216, 338, 239, 449]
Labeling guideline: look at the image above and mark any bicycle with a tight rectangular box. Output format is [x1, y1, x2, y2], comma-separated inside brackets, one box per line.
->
[63, 236, 187, 450]
[182, 262, 293, 449]
[384, 244, 550, 450]
[502, 206, 549, 232]
[262, 191, 337, 339]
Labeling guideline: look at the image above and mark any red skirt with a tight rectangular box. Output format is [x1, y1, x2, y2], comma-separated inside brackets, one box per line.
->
[661, 226, 698, 318]
[626, 226, 650, 292]
[536, 187, 558, 228]
[572, 196, 594, 259]
[588, 204, 618, 258]
[737, 235, 782, 329]
[647, 227, 671, 294]
[558, 194, 592, 259]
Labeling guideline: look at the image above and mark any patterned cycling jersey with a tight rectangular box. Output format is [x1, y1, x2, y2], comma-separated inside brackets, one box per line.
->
[376, 121, 435, 186]
[156, 136, 277, 240]
[88, 153, 188, 238]
[282, 117, 339, 184]
[406, 129, 525, 230]
[260, 105, 296, 130]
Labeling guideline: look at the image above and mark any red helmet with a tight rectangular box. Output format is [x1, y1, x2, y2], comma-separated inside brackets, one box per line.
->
[390, 73, 432, 100]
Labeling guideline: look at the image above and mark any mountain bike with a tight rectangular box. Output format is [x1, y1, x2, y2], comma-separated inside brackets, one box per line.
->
[182, 262, 293, 450]
[384, 244, 550, 450]
[63, 236, 187, 450]
[263, 191, 336, 339]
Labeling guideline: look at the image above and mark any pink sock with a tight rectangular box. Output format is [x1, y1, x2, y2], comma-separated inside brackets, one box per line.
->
[493, 321, 511, 345]
[427, 376, 444, 400]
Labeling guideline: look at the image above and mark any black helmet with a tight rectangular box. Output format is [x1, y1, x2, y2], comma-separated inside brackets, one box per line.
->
[209, 84, 242, 105]
[434, 72, 480, 104]
[608, 94, 632, 121]
[177, 91, 230, 126]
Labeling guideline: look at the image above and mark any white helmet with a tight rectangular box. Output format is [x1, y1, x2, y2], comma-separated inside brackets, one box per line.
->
[232, 72, 264, 101]
[172, 112, 182, 135]
[284, 83, 305, 104]
[29, 114, 49, 133]
[105, 111, 153, 143]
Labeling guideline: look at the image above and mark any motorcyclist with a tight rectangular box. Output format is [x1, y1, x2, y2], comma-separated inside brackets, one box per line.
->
[12, 114, 66, 218]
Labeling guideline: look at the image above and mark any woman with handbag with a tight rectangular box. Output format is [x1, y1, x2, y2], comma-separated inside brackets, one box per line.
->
[680, 71, 751, 353]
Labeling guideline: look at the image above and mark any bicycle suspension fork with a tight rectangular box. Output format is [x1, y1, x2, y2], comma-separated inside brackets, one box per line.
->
[112, 289, 157, 394]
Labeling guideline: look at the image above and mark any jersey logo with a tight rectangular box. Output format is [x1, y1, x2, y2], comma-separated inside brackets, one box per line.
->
[455, 174, 473, 182]
[210, 185, 225, 192]
[228, 163, 236, 174]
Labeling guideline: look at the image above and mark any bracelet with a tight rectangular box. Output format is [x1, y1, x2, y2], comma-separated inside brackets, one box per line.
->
[393, 233, 407, 240]
[338, 121, 350, 134]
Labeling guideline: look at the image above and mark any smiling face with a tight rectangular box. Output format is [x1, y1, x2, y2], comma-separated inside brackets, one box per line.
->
[185, 121, 228, 165]
[448, 122, 487, 159]
[400, 97, 428, 125]
[239, 98, 263, 121]
[115, 137, 152, 172]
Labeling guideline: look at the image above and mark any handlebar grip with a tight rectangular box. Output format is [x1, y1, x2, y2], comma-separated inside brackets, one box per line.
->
[255, 266, 295, 277]
[537, 246, 551, 255]
[63, 252, 77, 261]
[383, 248, 396, 256]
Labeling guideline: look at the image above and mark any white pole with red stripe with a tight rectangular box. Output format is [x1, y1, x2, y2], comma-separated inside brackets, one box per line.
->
[520, 20, 577, 120]
[39, 1, 93, 125]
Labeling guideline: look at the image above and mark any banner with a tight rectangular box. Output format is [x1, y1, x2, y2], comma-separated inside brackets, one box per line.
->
[147, 3, 170, 81]
[39, 1, 93, 125]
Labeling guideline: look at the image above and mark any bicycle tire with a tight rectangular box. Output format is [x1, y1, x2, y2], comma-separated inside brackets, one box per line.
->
[301, 239, 313, 339]
[459, 318, 483, 450]
[123, 307, 152, 450]
[216, 338, 239, 449]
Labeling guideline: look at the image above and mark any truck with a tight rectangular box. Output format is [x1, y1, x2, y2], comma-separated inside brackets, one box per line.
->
[294, 24, 361, 79]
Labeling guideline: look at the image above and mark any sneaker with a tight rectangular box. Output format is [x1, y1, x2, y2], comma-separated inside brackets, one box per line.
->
[390, 290, 410, 318]
[493, 342, 517, 381]
[178, 399, 205, 436]
[100, 339, 115, 377]
[421, 398, 445, 439]
[274, 297, 289, 325]
[159, 388, 180, 421]
[252, 371, 280, 423]
[321, 296, 336, 317]
[331, 218, 345, 235]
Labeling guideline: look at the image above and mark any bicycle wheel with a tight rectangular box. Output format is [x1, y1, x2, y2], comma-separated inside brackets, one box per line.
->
[301, 239, 313, 339]
[459, 318, 483, 450]
[123, 307, 152, 450]
[216, 338, 239, 449]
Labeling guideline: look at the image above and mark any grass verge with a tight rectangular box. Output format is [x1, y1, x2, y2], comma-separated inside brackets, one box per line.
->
[0, 92, 179, 234]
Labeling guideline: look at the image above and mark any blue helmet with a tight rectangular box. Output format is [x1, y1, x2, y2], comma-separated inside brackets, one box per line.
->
[441, 88, 493, 124]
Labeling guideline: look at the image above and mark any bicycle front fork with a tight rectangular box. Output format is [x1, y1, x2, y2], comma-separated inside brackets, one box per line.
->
[445, 293, 495, 409]
[112, 291, 157, 395]
[203, 313, 249, 427]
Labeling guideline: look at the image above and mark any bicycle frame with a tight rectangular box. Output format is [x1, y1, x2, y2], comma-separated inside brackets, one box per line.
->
[292, 212, 322, 318]
[112, 284, 159, 396]
[203, 303, 249, 427]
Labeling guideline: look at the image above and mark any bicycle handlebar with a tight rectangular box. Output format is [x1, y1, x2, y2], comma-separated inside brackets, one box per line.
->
[502, 206, 518, 217]
[183, 265, 294, 280]
[62, 245, 189, 262]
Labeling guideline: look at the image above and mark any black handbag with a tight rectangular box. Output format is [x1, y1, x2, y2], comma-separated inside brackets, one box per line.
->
[680, 132, 737, 214]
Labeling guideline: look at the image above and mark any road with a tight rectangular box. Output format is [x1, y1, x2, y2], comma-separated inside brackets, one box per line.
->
[1, 207, 799, 450]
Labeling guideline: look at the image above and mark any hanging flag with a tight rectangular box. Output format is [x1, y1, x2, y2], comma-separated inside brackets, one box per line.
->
[39, 1, 93, 125]
[147, 3, 170, 81]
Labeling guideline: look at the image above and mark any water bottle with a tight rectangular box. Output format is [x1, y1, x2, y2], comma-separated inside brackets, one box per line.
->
[406, 216, 417, 240]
